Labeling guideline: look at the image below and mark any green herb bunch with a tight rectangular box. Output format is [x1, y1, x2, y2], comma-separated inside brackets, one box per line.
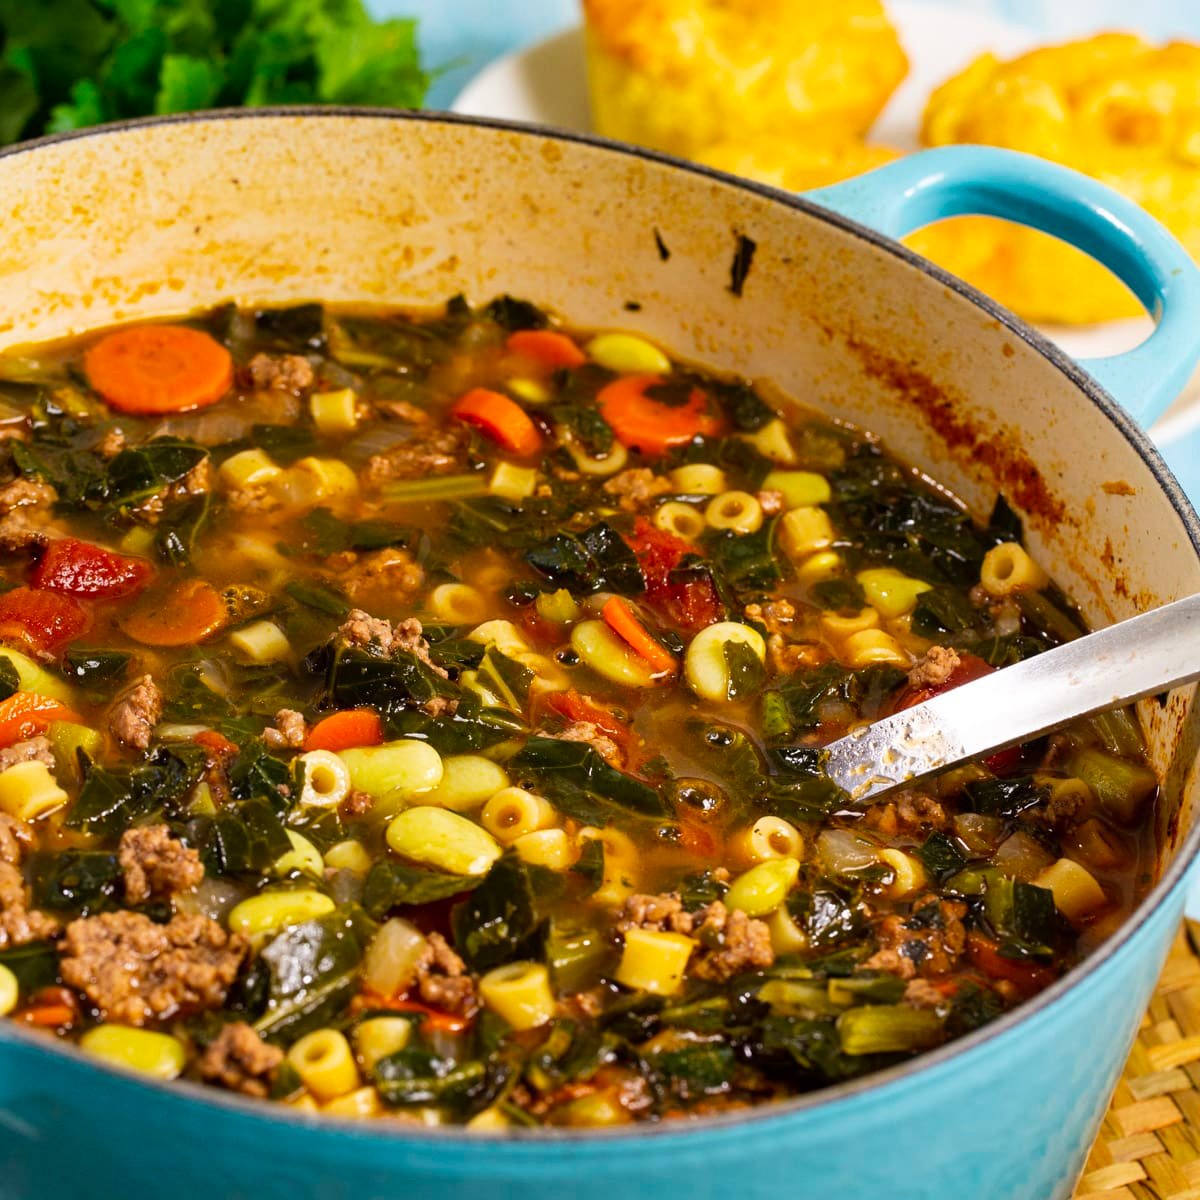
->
[0, 0, 428, 147]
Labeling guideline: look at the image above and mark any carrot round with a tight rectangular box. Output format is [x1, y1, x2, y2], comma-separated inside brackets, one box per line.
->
[505, 329, 586, 370]
[84, 324, 233, 415]
[597, 374, 723, 457]
[0, 691, 82, 749]
[119, 579, 226, 646]
[305, 709, 384, 753]
[450, 387, 542, 457]
[601, 596, 677, 675]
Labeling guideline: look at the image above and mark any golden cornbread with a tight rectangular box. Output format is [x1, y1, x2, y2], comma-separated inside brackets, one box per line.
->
[697, 139, 902, 192]
[582, 0, 908, 160]
[908, 33, 1200, 324]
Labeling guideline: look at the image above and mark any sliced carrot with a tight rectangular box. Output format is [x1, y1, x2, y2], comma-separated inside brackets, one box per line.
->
[119, 578, 226, 646]
[505, 329, 586, 370]
[17, 986, 79, 1028]
[84, 325, 233, 415]
[597, 374, 723, 457]
[601, 595, 676, 675]
[450, 387, 543, 456]
[305, 709, 383, 753]
[0, 691, 82, 749]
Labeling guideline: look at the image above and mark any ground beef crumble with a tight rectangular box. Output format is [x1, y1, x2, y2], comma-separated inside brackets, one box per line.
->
[246, 352, 314, 393]
[198, 1021, 284, 1098]
[109, 674, 163, 750]
[0, 478, 57, 554]
[339, 788, 374, 820]
[744, 599, 796, 637]
[119, 824, 204, 905]
[756, 489, 784, 516]
[908, 646, 961, 690]
[360, 425, 469, 489]
[0, 813, 57, 949]
[326, 547, 425, 605]
[615, 894, 774, 981]
[865, 895, 967, 981]
[554, 721, 624, 767]
[0, 735, 54, 775]
[689, 902, 776, 981]
[335, 611, 448, 681]
[95, 427, 127, 458]
[601, 468, 673, 512]
[0, 812, 33, 866]
[59, 911, 248, 1025]
[262, 707, 308, 751]
[861, 792, 949, 838]
[414, 932, 477, 1016]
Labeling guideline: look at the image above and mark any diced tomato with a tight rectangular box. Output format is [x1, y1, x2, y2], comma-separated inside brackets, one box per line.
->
[678, 818, 720, 858]
[543, 689, 631, 749]
[515, 603, 559, 649]
[193, 729, 239, 758]
[31, 537, 154, 599]
[0, 586, 90, 654]
[894, 651, 1021, 773]
[625, 518, 723, 633]
[355, 991, 471, 1034]
[966, 932, 1058, 999]
[0, 691, 82, 749]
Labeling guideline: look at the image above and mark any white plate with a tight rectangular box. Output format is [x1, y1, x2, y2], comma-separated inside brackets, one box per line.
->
[450, 4, 1200, 418]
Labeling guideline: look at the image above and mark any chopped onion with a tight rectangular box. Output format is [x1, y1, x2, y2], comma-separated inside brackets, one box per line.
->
[817, 828, 880, 875]
[362, 917, 428, 998]
[952, 812, 1005, 855]
[175, 876, 247, 921]
[993, 831, 1055, 882]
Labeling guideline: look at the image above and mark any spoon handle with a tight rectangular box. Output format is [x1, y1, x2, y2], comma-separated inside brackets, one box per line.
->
[821, 592, 1200, 804]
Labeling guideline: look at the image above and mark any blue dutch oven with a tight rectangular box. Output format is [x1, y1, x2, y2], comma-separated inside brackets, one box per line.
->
[1, 110, 1200, 1200]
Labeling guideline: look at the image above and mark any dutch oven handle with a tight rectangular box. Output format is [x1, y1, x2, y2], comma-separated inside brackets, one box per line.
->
[806, 146, 1200, 428]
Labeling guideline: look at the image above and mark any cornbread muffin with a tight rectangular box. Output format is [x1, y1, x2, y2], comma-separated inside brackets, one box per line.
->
[582, 0, 908, 160]
[908, 34, 1200, 324]
[697, 139, 902, 192]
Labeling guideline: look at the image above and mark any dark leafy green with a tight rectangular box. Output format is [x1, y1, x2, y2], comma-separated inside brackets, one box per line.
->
[254, 908, 373, 1043]
[510, 736, 666, 820]
[451, 856, 541, 972]
[362, 861, 476, 917]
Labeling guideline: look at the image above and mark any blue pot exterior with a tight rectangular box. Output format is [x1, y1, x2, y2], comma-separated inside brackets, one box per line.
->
[0, 116, 1199, 1200]
[0, 870, 1185, 1200]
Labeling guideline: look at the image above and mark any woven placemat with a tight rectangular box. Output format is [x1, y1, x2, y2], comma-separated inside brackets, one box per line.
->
[1074, 924, 1200, 1199]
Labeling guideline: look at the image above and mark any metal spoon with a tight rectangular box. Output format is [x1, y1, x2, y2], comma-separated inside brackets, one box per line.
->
[822, 592, 1200, 804]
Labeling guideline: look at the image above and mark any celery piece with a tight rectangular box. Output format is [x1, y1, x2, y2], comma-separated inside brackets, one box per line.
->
[837, 1005, 942, 1056]
[380, 475, 490, 503]
[1083, 707, 1145, 758]
[1069, 747, 1157, 824]
[47, 721, 103, 784]
[545, 919, 610, 993]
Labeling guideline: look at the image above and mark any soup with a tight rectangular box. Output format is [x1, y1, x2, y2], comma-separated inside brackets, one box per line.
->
[0, 296, 1157, 1127]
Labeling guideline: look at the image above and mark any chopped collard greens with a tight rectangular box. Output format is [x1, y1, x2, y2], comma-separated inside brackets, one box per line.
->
[0, 295, 1157, 1127]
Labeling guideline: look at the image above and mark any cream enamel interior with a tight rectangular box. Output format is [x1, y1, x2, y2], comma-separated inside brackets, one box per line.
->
[1, 110, 1198, 866]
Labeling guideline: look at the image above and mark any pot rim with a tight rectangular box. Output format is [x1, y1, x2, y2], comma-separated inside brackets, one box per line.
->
[2, 104, 1198, 1146]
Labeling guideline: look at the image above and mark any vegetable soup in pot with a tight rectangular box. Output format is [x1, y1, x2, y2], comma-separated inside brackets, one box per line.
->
[0, 294, 1159, 1127]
